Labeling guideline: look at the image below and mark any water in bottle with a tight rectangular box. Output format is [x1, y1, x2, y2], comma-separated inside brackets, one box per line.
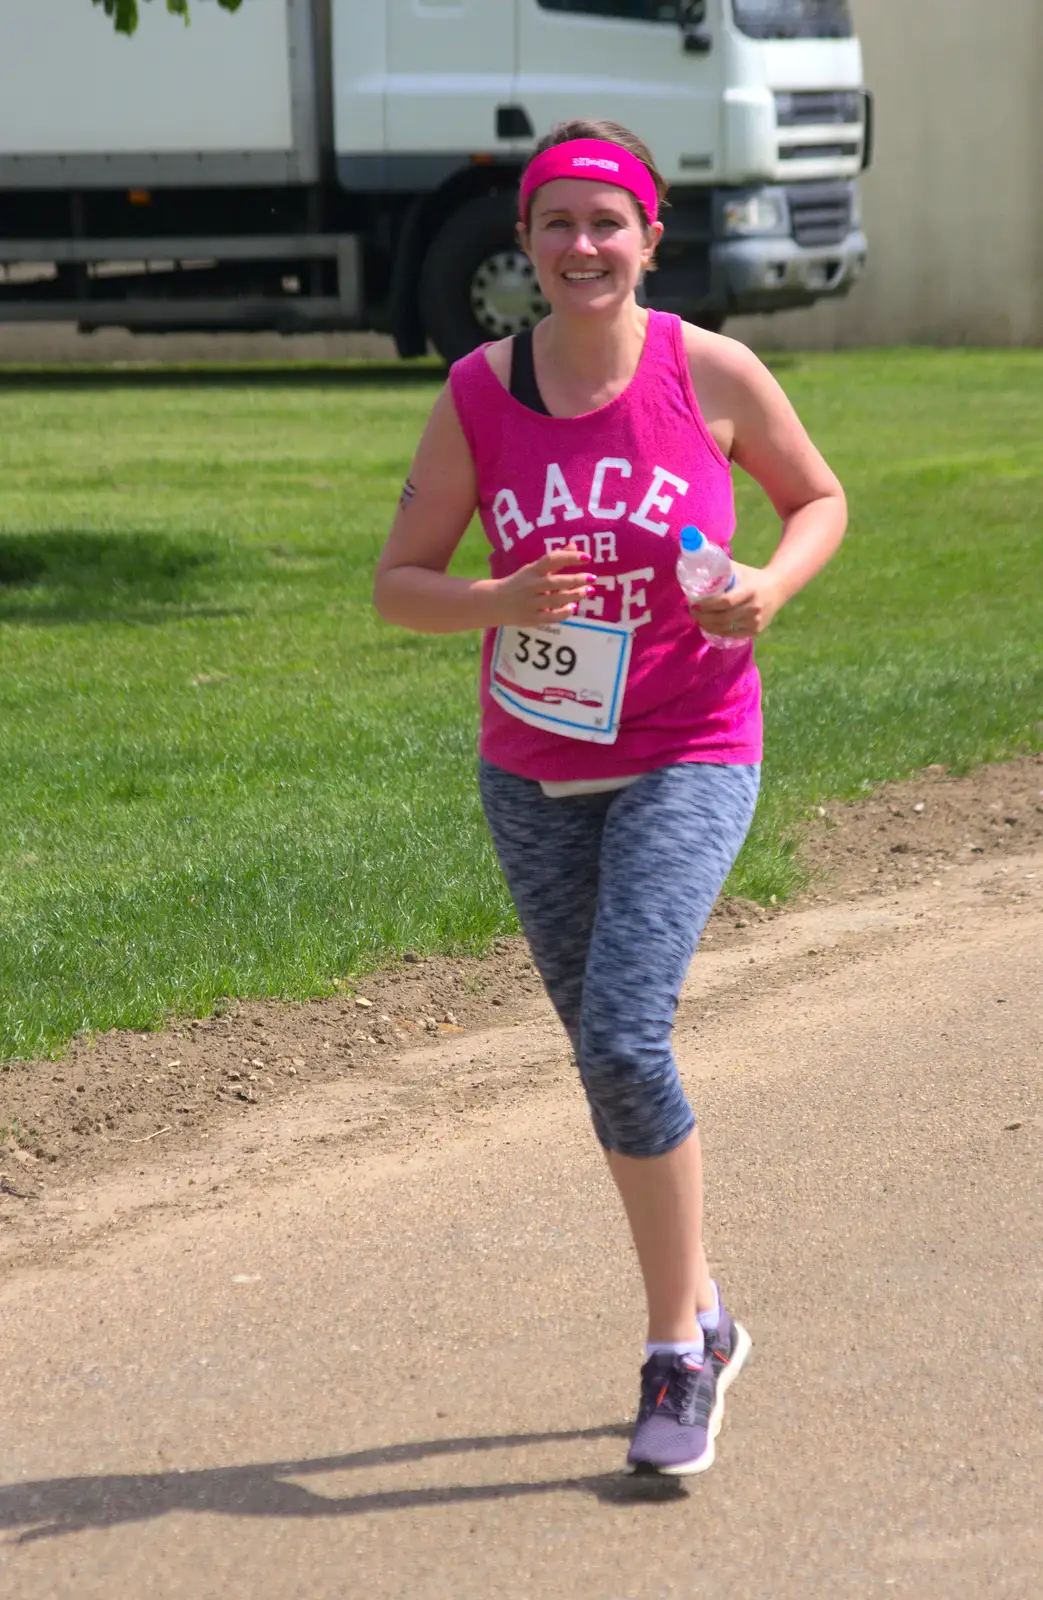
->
[675, 525, 746, 651]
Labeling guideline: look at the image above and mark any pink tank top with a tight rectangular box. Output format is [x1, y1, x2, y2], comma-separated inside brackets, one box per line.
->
[448, 310, 762, 780]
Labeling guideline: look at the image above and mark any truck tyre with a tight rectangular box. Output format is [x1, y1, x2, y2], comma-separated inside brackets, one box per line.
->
[420, 191, 548, 364]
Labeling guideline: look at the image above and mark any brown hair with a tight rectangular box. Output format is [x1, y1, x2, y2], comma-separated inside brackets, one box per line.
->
[519, 119, 669, 232]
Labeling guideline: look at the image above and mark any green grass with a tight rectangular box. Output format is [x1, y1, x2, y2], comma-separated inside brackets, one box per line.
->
[0, 351, 1040, 1059]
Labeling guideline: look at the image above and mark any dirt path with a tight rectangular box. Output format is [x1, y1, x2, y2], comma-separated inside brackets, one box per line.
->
[0, 817, 1040, 1595]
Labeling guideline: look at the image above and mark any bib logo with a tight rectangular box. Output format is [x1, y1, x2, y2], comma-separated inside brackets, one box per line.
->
[572, 157, 620, 172]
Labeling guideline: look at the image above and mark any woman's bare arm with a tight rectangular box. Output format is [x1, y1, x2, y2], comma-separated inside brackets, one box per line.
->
[684, 327, 847, 638]
[373, 385, 589, 634]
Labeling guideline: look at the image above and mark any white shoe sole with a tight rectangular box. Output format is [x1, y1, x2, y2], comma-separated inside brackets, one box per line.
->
[641, 1321, 753, 1478]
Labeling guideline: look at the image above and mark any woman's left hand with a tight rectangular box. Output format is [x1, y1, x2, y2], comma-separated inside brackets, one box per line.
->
[690, 561, 785, 640]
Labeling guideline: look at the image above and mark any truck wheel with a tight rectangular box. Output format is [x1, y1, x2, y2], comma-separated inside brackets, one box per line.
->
[420, 191, 549, 364]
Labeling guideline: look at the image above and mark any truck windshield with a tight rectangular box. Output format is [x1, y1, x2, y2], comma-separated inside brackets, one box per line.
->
[731, 0, 853, 39]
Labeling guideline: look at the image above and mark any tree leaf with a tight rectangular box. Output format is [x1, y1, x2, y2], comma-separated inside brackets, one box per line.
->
[93, 0, 244, 35]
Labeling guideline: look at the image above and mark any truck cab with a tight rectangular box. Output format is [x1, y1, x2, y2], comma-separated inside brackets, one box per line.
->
[360, 0, 869, 358]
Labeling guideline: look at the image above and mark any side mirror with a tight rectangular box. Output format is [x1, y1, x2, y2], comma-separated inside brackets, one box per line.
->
[678, 0, 712, 54]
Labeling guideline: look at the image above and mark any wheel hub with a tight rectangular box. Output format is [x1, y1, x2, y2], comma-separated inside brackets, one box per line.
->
[470, 250, 549, 338]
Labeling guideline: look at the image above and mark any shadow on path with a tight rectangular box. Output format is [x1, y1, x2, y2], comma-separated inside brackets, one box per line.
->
[0, 1423, 687, 1545]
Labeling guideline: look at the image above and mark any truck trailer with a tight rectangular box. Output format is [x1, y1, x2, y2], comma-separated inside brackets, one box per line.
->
[0, 0, 870, 361]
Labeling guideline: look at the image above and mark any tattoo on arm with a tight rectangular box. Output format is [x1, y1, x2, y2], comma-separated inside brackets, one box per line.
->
[399, 477, 418, 511]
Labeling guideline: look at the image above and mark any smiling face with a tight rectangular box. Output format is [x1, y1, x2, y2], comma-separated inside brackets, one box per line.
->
[519, 178, 663, 319]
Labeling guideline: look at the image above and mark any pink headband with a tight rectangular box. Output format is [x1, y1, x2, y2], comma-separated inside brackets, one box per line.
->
[519, 139, 659, 225]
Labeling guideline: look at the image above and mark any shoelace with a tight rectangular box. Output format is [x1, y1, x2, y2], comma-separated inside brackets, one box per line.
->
[638, 1357, 704, 1421]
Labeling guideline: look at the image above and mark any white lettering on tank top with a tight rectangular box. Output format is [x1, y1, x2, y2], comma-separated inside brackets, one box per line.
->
[495, 460, 694, 532]
[543, 531, 618, 566]
[629, 466, 690, 536]
[492, 488, 535, 552]
[536, 463, 585, 527]
[578, 573, 613, 619]
[588, 458, 632, 520]
[618, 567, 654, 628]
[568, 567, 651, 626]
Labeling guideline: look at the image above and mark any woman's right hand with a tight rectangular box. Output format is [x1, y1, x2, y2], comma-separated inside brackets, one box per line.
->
[493, 545, 592, 626]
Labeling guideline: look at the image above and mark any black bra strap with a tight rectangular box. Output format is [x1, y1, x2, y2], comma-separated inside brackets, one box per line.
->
[509, 328, 551, 416]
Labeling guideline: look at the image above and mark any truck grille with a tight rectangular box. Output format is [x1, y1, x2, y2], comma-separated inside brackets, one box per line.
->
[775, 91, 863, 127]
[779, 143, 860, 162]
[787, 185, 853, 247]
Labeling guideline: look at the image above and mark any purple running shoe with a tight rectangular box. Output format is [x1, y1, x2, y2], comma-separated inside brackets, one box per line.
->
[626, 1311, 751, 1476]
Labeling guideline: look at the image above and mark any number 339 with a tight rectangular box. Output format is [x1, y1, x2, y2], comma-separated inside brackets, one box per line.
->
[514, 632, 577, 676]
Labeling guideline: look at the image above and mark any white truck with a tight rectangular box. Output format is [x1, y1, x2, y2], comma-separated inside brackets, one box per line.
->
[0, 0, 870, 361]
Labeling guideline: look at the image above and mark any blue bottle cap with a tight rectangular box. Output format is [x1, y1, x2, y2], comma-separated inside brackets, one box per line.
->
[679, 526, 706, 553]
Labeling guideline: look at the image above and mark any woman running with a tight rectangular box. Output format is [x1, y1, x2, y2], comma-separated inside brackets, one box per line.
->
[373, 119, 846, 1475]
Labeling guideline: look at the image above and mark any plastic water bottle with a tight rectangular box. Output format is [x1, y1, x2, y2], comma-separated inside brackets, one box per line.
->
[675, 526, 746, 651]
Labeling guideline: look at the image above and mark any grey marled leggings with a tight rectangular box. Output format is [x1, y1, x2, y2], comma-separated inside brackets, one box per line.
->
[478, 759, 760, 1158]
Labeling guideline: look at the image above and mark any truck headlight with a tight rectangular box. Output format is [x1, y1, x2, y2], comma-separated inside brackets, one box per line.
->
[721, 193, 787, 236]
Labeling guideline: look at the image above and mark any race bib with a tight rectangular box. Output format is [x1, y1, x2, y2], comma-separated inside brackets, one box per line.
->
[489, 617, 633, 744]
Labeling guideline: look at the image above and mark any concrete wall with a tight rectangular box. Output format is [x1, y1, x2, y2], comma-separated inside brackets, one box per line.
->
[732, 0, 1043, 348]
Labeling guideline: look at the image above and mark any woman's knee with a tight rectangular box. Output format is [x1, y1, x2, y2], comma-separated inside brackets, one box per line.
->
[577, 1043, 695, 1158]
